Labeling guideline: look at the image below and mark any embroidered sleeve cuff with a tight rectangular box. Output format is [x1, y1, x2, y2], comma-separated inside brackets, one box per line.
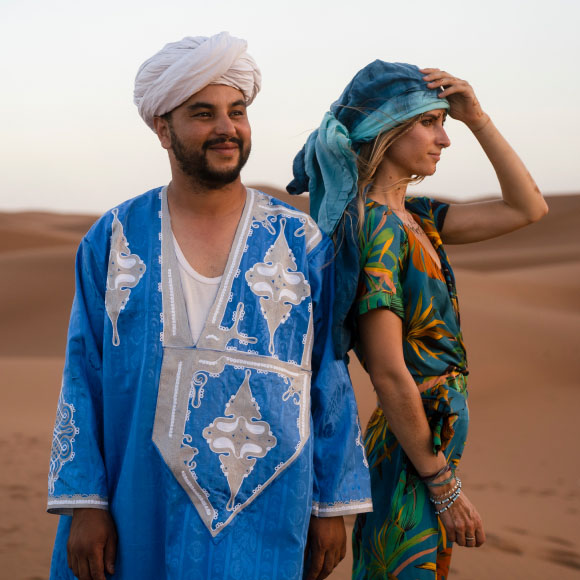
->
[311, 498, 373, 517]
[47, 494, 109, 516]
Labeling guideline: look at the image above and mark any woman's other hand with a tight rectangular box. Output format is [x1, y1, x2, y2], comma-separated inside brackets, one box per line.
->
[420, 68, 489, 132]
[428, 479, 486, 548]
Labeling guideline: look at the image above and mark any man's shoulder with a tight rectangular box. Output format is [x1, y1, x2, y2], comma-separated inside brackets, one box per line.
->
[249, 188, 328, 254]
[100, 186, 163, 224]
[84, 187, 164, 243]
[252, 189, 307, 215]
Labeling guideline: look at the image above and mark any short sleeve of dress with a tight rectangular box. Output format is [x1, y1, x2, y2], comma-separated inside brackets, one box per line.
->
[405, 196, 450, 233]
[430, 199, 450, 232]
[357, 206, 406, 319]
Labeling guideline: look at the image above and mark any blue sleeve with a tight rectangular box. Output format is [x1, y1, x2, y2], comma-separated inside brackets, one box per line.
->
[308, 236, 372, 517]
[47, 237, 109, 515]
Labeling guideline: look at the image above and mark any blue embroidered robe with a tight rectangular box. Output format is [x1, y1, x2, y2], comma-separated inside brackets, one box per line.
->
[48, 187, 372, 579]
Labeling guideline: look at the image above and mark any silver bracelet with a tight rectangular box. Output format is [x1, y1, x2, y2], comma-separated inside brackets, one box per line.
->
[429, 477, 462, 504]
[431, 487, 461, 506]
[434, 487, 462, 515]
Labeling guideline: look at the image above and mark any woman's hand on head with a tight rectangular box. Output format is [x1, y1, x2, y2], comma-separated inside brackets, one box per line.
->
[420, 68, 489, 132]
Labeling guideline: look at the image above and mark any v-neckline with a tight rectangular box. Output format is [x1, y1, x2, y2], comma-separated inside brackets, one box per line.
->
[372, 199, 444, 273]
[160, 186, 254, 348]
[399, 215, 443, 272]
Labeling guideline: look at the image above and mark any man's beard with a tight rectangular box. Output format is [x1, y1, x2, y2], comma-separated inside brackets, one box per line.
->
[169, 124, 250, 188]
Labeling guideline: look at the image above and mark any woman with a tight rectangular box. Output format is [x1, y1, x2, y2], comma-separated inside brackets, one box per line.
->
[287, 61, 547, 578]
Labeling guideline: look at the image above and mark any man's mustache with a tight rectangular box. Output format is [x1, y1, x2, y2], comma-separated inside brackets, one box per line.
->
[203, 137, 243, 151]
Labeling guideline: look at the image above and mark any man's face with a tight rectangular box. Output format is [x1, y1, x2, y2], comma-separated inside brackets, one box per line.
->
[158, 84, 251, 187]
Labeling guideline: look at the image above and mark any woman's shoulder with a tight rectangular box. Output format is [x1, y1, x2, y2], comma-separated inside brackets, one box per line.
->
[406, 196, 450, 231]
[361, 200, 407, 249]
[363, 199, 403, 229]
[405, 195, 434, 215]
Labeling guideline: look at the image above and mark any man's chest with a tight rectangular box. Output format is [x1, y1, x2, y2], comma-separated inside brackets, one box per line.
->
[175, 218, 239, 278]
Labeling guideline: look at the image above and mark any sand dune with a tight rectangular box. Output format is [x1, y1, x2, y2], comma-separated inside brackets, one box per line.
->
[1, 192, 579, 579]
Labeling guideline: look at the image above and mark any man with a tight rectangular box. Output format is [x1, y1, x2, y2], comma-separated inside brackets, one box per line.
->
[47, 32, 371, 580]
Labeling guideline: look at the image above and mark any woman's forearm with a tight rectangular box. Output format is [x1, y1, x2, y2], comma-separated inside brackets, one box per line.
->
[441, 118, 549, 244]
[371, 369, 446, 477]
[471, 117, 548, 223]
[423, 68, 548, 244]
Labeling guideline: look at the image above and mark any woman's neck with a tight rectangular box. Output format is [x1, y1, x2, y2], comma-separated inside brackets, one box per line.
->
[368, 159, 409, 210]
[368, 180, 408, 211]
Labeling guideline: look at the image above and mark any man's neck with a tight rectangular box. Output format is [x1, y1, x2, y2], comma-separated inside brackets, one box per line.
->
[167, 174, 247, 218]
[166, 174, 248, 278]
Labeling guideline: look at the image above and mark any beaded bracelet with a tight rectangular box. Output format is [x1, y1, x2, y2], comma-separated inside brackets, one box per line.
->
[430, 486, 461, 506]
[429, 478, 462, 503]
[434, 487, 462, 515]
[430, 480, 460, 501]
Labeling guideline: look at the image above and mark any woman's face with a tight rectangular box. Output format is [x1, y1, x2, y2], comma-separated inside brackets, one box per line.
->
[380, 109, 451, 180]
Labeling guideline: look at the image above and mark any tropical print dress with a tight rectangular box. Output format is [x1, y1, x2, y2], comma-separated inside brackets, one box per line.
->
[352, 196, 469, 580]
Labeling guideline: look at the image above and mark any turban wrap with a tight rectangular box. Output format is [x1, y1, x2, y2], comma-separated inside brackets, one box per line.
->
[134, 31, 262, 131]
[287, 60, 449, 358]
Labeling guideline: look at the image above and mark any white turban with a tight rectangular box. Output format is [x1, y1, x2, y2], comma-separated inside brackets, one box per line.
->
[134, 31, 262, 131]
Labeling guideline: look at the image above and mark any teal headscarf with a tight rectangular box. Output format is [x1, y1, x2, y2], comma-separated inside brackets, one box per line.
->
[287, 60, 449, 358]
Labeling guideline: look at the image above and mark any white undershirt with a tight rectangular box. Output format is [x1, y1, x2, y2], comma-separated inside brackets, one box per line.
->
[172, 234, 222, 344]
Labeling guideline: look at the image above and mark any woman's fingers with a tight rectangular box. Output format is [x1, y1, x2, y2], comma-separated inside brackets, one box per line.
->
[429, 78, 469, 93]
[419, 67, 441, 76]
[437, 84, 470, 99]
[421, 69, 457, 82]
[420, 69, 472, 97]
[437, 492, 485, 548]
[428, 75, 458, 86]
[475, 525, 486, 547]
[439, 511, 457, 542]
[453, 518, 467, 546]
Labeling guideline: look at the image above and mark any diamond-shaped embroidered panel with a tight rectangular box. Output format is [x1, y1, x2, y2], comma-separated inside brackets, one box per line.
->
[153, 350, 310, 536]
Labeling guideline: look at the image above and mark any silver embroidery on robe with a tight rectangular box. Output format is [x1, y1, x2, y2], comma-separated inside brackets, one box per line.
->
[203, 302, 258, 351]
[245, 219, 310, 354]
[48, 392, 79, 494]
[105, 209, 147, 346]
[180, 434, 199, 473]
[202, 370, 277, 511]
[355, 417, 369, 468]
[153, 189, 314, 535]
[252, 192, 322, 251]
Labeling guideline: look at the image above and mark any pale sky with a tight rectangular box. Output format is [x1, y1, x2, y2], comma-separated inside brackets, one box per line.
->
[2, 0, 579, 213]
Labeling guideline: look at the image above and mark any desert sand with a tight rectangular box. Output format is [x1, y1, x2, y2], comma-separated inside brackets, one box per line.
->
[1, 190, 579, 579]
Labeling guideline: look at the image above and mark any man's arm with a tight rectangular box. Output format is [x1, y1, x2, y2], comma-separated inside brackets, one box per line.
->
[305, 236, 372, 579]
[305, 516, 347, 580]
[48, 235, 117, 577]
[67, 509, 117, 580]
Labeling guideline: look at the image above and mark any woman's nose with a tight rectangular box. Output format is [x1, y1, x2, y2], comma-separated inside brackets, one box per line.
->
[438, 127, 451, 148]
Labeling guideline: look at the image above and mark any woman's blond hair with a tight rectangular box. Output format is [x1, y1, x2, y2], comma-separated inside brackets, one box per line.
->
[355, 113, 426, 229]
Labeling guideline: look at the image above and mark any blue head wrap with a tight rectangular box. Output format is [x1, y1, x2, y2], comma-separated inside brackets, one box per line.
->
[287, 60, 449, 358]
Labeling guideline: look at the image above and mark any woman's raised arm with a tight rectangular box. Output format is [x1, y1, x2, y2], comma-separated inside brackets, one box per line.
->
[420, 68, 548, 244]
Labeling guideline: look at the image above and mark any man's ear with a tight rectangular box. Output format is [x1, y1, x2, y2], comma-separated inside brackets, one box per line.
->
[153, 116, 172, 150]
